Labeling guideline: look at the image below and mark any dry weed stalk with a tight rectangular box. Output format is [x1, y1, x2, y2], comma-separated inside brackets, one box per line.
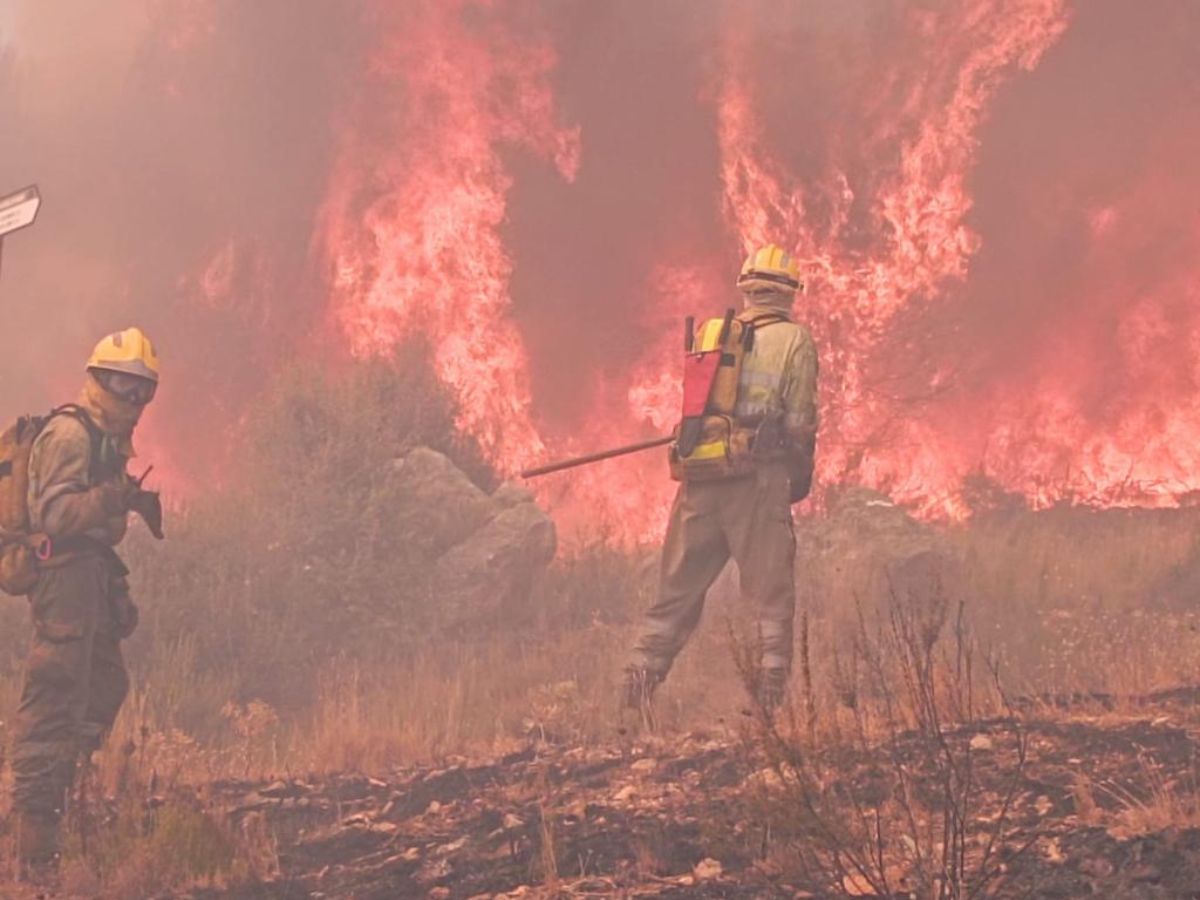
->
[531, 762, 562, 893]
[537, 800, 561, 890]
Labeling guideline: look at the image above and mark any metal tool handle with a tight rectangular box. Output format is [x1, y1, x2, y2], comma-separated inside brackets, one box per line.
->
[521, 435, 673, 479]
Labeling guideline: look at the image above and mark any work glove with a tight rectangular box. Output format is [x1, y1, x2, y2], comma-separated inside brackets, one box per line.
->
[786, 433, 817, 504]
[128, 489, 165, 540]
[787, 456, 814, 504]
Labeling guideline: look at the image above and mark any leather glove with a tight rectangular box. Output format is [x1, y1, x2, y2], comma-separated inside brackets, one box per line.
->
[128, 489, 165, 540]
[787, 456, 814, 504]
[786, 433, 817, 504]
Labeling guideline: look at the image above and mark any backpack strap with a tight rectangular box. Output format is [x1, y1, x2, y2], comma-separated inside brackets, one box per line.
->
[45, 404, 106, 482]
[737, 311, 791, 352]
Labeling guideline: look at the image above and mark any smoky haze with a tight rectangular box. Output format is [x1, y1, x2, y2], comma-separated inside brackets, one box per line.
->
[0, 0, 363, 483]
[1, 0, 1197, 510]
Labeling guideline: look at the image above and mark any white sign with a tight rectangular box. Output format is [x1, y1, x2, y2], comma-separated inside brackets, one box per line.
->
[0, 186, 41, 238]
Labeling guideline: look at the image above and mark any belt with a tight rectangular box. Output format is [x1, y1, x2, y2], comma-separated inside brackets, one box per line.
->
[37, 535, 129, 577]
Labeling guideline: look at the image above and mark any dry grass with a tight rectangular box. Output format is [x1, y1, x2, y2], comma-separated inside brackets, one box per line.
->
[1072, 757, 1200, 839]
[1, 523, 1198, 893]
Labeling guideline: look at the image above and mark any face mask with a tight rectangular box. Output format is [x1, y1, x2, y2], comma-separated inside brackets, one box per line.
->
[79, 374, 144, 456]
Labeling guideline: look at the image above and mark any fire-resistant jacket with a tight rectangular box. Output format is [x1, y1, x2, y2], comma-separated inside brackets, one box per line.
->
[734, 300, 819, 461]
[27, 416, 128, 546]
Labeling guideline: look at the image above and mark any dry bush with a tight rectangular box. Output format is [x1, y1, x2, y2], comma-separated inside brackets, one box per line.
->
[740, 556, 1031, 900]
[797, 494, 1200, 719]
[19, 704, 280, 897]
[121, 344, 498, 714]
[956, 506, 1200, 699]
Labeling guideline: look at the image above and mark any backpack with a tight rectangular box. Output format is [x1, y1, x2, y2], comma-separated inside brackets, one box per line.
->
[0, 406, 100, 596]
[670, 308, 789, 482]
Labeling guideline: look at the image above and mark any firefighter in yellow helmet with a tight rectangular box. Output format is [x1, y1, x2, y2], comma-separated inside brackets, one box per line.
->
[625, 245, 818, 715]
[11, 328, 164, 878]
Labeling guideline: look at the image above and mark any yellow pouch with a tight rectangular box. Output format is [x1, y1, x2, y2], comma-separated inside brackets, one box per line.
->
[670, 416, 757, 482]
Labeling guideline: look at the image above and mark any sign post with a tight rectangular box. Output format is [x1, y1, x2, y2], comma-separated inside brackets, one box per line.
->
[0, 185, 42, 280]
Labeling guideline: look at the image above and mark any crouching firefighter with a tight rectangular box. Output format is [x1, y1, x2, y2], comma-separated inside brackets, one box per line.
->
[625, 245, 818, 716]
[0, 327, 165, 877]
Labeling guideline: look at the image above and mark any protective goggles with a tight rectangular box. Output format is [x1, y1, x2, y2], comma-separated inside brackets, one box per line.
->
[94, 370, 158, 406]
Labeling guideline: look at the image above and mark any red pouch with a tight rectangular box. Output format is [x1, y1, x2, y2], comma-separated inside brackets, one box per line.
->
[682, 351, 722, 417]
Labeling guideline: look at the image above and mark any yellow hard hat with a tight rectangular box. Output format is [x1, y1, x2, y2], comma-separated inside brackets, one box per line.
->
[737, 244, 802, 292]
[86, 327, 160, 383]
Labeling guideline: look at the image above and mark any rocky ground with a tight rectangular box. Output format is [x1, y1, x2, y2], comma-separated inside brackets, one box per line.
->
[177, 692, 1200, 899]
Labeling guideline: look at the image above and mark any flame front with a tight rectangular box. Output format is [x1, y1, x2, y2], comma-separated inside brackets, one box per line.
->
[715, 0, 1073, 517]
[320, 0, 580, 473]
[312, 0, 1200, 541]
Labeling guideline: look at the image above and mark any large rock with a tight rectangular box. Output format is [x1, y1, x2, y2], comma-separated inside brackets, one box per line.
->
[433, 491, 557, 635]
[386, 448, 497, 556]
[385, 447, 557, 634]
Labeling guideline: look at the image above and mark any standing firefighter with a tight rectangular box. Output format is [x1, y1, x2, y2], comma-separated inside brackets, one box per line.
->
[625, 245, 818, 714]
[0, 328, 164, 877]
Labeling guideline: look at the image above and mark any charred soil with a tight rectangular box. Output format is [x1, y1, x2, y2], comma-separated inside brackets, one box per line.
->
[180, 692, 1200, 899]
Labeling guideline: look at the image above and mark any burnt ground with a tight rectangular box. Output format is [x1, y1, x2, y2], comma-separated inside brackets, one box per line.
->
[185, 694, 1200, 899]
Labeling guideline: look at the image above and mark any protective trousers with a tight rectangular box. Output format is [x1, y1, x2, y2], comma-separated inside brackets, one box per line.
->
[11, 555, 130, 821]
[631, 463, 796, 678]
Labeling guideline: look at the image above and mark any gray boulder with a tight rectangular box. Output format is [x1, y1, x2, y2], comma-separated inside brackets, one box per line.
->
[434, 493, 557, 634]
[491, 481, 538, 511]
[387, 447, 497, 556]
[387, 448, 557, 634]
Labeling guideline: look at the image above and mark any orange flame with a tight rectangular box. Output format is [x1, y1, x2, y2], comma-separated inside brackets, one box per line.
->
[316, 0, 1200, 543]
[715, 0, 1073, 518]
[320, 0, 580, 473]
